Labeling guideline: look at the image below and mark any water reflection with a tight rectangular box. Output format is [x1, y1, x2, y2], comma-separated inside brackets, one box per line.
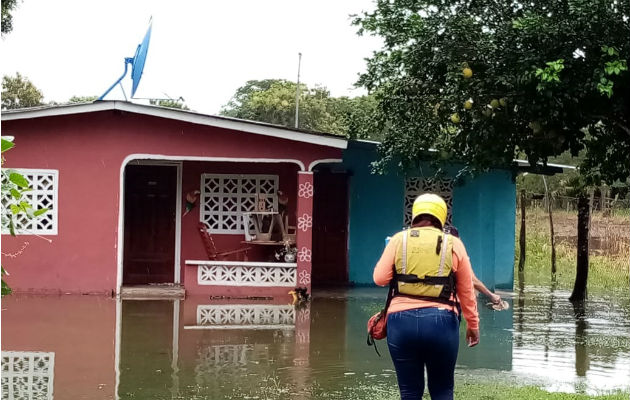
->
[511, 287, 630, 394]
[1, 287, 629, 399]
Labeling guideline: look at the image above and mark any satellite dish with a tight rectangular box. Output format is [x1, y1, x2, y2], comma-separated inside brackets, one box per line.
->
[98, 19, 153, 100]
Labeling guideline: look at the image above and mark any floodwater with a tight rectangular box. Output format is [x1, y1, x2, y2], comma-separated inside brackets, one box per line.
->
[2, 286, 629, 399]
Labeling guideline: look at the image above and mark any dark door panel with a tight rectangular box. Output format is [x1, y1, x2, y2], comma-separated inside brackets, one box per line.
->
[123, 165, 177, 284]
[312, 170, 349, 285]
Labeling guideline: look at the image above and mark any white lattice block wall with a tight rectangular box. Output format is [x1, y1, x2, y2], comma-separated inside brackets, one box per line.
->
[1, 169, 58, 235]
[1, 351, 55, 400]
[200, 174, 278, 234]
[404, 177, 454, 227]
[193, 261, 297, 287]
[196, 304, 295, 328]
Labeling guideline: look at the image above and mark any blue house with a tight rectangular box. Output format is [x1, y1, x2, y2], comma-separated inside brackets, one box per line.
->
[316, 140, 567, 291]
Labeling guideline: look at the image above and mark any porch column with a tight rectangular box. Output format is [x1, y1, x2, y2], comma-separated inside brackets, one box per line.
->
[295, 171, 314, 292]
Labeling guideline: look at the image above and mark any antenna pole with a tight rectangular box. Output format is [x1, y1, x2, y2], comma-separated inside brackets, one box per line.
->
[294, 52, 302, 129]
[98, 58, 133, 101]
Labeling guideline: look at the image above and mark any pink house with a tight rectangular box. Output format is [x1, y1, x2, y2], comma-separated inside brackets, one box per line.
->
[1, 101, 348, 297]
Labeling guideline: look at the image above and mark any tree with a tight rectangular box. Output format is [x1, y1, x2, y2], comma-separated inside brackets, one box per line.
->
[2, 73, 44, 110]
[221, 79, 380, 139]
[69, 96, 98, 103]
[1, 0, 18, 36]
[221, 79, 338, 132]
[149, 98, 190, 110]
[330, 95, 381, 140]
[221, 79, 281, 120]
[353, 0, 630, 184]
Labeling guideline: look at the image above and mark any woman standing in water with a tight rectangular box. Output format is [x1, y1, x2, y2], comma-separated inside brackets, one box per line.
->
[373, 194, 479, 400]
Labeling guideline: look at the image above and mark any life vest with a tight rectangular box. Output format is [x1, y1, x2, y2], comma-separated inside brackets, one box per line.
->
[393, 227, 457, 306]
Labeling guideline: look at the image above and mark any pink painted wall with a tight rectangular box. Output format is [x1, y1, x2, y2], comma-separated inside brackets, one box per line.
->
[1, 110, 343, 294]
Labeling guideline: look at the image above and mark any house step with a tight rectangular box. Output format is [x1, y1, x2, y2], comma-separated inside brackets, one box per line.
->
[120, 284, 185, 300]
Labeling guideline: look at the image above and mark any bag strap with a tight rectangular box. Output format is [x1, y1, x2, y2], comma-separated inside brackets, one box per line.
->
[367, 264, 397, 356]
[367, 327, 382, 356]
[401, 229, 408, 274]
[437, 233, 449, 276]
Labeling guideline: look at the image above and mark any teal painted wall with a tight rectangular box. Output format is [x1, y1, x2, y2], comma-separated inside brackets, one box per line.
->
[343, 142, 516, 290]
[344, 143, 405, 285]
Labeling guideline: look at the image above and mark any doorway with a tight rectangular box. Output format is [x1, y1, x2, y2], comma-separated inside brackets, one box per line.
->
[123, 164, 178, 285]
[311, 169, 349, 286]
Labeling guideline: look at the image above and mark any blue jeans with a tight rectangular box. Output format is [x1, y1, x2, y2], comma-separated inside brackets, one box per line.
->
[387, 307, 460, 400]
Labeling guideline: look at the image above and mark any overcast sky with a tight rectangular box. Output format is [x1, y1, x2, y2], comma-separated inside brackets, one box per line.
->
[1, 0, 382, 115]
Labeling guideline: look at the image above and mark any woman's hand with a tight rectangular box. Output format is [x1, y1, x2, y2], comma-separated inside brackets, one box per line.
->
[466, 328, 480, 347]
[490, 293, 501, 305]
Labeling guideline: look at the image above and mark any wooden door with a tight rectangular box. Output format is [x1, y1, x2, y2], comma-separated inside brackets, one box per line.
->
[123, 165, 177, 285]
[312, 170, 349, 286]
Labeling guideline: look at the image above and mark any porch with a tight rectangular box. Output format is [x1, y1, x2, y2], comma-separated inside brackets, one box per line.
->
[120, 158, 348, 297]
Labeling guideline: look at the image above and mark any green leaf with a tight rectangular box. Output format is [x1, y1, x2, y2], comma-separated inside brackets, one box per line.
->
[1, 139, 15, 153]
[10, 188, 21, 200]
[33, 208, 48, 217]
[9, 172, 29, 188]
[1, 279, 12, 297]
[9, 204, 20, 215]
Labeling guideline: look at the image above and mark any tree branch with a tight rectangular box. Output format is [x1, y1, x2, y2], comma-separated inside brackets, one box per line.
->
[589, 115, 630, 137]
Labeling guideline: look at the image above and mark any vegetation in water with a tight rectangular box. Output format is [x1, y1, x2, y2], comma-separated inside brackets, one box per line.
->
[515, 207, 629, 293]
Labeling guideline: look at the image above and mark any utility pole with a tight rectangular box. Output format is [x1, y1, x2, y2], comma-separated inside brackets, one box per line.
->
[295, 52, 302, 129]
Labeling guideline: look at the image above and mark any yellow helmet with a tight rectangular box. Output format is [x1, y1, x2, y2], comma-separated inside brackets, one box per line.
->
[412, 193, 447, 226]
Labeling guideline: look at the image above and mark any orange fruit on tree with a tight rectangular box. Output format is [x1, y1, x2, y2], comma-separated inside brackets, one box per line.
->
[462, 67, 473, 79]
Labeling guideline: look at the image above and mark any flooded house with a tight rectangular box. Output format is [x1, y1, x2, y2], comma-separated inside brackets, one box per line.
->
[6, 102, 618, 400]
[2, 101, 531, 297]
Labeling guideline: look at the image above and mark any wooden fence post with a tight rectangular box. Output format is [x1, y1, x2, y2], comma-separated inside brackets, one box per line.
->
[543, 177, 556, 276]
[570, 195, 590, 302]
[518, 190, 526, 273]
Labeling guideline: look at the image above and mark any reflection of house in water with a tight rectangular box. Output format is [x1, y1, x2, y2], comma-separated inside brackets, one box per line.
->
[1, 351, 55, 400]
[189, 303, 296, 330]
[3, 290, 629, 398]
[116, 296, 312, 398]
[1, 295, 117, 399]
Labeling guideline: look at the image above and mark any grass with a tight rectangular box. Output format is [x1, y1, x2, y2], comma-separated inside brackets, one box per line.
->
[515, 207, 629, 293]
[227, 378, 629, 400]
[454, 383, 628, 400]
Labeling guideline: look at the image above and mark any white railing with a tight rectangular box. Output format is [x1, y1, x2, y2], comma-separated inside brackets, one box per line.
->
[185, 260, 297, 287]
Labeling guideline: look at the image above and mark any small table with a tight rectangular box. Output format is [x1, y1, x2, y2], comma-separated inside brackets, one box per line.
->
[242, 212, 292, 244]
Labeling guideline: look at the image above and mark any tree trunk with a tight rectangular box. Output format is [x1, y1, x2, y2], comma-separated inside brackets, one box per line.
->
[570, 195, 590, 302]
[518, 190, 526, 273]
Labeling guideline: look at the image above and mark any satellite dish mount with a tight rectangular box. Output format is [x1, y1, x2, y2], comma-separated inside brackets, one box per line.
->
[98, 19, 152, 101]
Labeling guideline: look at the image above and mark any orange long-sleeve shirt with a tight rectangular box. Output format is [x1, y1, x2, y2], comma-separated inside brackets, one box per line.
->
[373, 231, 479, 330]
